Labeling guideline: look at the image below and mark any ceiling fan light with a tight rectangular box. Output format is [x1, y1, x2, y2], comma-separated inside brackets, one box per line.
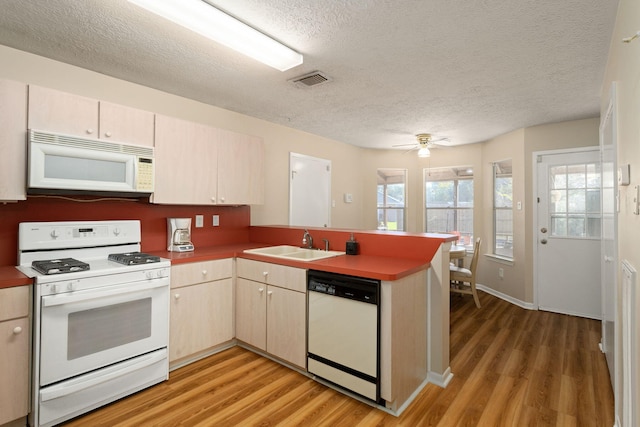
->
[418, 146, 431, 158]
[128, 0, 303, 71]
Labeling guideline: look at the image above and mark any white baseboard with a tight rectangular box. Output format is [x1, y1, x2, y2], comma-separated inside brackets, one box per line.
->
[476, 283, 536, 310]
[427, 367, 453, 388]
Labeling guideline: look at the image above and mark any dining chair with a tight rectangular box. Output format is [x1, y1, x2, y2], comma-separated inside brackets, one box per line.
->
[450, 238, 482, 308]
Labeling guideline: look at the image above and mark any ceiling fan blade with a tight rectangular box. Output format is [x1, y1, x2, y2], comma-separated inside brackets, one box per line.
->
[392, 143, 418, 147]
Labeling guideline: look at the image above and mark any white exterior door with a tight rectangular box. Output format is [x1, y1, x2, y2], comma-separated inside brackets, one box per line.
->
[536, 149, 601, 319]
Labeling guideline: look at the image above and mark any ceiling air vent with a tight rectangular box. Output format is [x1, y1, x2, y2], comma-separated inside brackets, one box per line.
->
[290, 71, 332, 88]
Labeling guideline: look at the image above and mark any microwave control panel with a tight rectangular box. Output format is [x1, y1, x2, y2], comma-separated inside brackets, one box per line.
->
[136, 157, 154, 191]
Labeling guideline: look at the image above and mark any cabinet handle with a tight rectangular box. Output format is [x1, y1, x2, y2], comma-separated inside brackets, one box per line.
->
[105, 131, 112, 137]
[202, 270, 208, 276]
[263, 271, 268, 277]
[220, 197, 225, 202]
[258, 287, 264, 293]
[267, 291, 273, 296]
[13, 326, 22, 334]
[211, 197, 216, 203]
[86, 128, 94, 135]
[174, 293, 180, 300]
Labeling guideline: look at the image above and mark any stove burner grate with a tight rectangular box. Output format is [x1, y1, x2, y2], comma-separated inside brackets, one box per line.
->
[32, 258, 90, 275]
[108, 252, 161, 266]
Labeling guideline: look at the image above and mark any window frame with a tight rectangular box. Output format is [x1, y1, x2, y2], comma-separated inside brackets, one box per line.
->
[493, 159, 513, 259]
[377, 168, 407, 231]
[424, 166, 474, 249]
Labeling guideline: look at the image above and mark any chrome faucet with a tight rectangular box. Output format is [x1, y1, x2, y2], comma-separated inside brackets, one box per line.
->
[302, 229, 313, 249]
[322, 238, 330, 251]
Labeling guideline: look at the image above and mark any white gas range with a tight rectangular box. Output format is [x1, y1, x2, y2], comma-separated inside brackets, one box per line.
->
[17, 220, 171, 427]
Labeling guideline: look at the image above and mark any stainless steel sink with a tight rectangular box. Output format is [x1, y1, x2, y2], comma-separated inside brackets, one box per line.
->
[243, 245, 345, 262]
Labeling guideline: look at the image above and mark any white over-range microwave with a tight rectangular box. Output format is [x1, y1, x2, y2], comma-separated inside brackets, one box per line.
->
[27, 129, 155, 196]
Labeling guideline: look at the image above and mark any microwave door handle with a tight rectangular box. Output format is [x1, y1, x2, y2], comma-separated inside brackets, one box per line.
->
[39, 350, 166, 402]
[42, 280, 167, 307]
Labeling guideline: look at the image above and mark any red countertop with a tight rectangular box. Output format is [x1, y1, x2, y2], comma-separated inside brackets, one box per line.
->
[0, 266, 32, 289]
[1, 227, 456, 287]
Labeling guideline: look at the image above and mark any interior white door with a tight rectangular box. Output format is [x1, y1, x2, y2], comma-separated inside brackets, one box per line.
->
[536, 149, 601, 319]
[289, 153, 331, 227]
[600, 84, 617, 388]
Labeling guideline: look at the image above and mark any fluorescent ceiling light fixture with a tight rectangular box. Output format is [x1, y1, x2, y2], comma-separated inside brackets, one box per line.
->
[417, 146, 431, 158]
[128, 0, 303, 71]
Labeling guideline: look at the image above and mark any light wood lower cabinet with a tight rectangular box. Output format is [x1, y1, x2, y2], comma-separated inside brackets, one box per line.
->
[236, 259, 307, 369]
[169, 259, 234, 366]
[0, 286, 30, 426]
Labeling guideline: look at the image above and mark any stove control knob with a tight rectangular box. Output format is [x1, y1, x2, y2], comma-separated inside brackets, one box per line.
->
[145, 271, 154, 280]
[113, 228, 121, 236]
[50, 284, 58, 294]
[67, 282, 75, 291]
[50, 229, 59, 239]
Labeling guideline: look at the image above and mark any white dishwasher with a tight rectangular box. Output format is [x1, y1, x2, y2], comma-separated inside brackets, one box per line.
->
[307, 270, 380, 402]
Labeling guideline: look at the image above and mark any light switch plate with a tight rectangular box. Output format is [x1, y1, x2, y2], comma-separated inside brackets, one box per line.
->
[213, 215, 220, 226]
[195, 215, 204, 228]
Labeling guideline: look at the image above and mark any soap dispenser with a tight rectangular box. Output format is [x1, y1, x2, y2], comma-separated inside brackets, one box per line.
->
[345, 233, 359, 255]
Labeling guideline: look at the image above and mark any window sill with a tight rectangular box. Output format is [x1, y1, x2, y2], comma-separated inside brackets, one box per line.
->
[484, 253, 514, 266]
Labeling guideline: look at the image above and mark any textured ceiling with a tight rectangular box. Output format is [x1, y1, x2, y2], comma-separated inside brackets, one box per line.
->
[0, 0, 618, 149]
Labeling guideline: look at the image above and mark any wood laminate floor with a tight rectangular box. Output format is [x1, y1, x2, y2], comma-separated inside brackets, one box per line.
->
[62, 291, 614, 426]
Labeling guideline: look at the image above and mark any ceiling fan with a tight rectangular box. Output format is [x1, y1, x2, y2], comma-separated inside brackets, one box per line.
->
[393, 133, 449, 157]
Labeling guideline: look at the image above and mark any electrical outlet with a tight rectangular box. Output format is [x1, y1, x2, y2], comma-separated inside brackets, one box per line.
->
[195, 215, 204, 228]
[213, 215, 220, 226]
[498, 268, 504, 279]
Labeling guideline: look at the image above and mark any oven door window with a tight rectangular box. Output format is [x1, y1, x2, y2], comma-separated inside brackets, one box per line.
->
[39, 284, 168, 386]
[68, 298, 152, 360]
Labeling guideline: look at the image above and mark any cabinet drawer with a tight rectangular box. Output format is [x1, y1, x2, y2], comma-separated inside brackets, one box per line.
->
[171, 259, 233, 288]
[0, 286, 30, 321]
[236, 258, 306, 293]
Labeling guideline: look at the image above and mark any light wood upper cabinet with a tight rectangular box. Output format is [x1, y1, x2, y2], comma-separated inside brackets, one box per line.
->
[28, 85, 154, 146]
[0, 79, 28, 201]
[153, 114, 264, 206]
[98, 101, 154, 146]
[217, 128, 265, 205]
[28, 85, 99, 137]
[152, 114, 219, 205]
[0, 286, 30, 425]
[169, 259, 234, 366]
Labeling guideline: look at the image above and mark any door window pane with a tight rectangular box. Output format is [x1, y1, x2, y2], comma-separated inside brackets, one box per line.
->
[548, 162, 601, 239]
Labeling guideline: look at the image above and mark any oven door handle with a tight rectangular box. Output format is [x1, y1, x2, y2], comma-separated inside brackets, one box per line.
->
[40, 349, 167, 402]
[42, 280, 168, 307]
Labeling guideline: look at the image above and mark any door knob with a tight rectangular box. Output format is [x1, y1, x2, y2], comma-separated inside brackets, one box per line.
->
[540, 239, 548, 244]
[540, 227, 548, 233]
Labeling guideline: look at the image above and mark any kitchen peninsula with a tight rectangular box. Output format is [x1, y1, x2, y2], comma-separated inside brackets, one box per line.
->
[0, 224, 456, 422]
[163, 225, 458, 413]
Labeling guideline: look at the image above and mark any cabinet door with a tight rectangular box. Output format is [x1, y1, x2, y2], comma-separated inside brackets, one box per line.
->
[236, 259, 306, 293]
[152, 114, 218, 205]
[171, 259, 233, 288]
[266, 285, 306, 368]
[99, 101, 155, 146]
[0, 79, 27, 201]
[235, 278, 266, 351]
[28, 85, 99, 137]
[217, 129, 264, 205]
[169, 279, 233, 363]
[0, 317, 30, 424]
